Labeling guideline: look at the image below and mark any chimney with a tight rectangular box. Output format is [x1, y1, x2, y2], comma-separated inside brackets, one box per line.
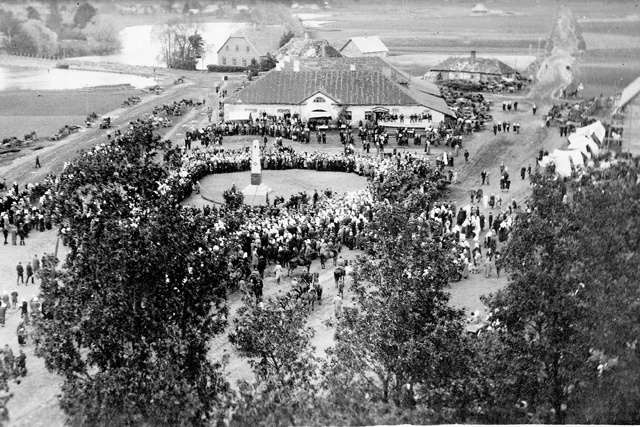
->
[293, 60, 300, 72]
[349, 64, 356, 71]
[284, 55, 291, 62]
[276, 61, 282, 71]
[304, 31, 309, 39]
[470, 50, 477, 61]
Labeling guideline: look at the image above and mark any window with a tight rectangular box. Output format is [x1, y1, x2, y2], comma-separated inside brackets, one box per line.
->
[226, 45, 229, 51]
[345, 111, 352, 121]
[246, 46, 250, 53]
[313, 96, 325, 103]
[236, 45, 239, 52]
[242, 59, 247, 66]
[232, 58, 237, 65]
[222, 57, 226, 65]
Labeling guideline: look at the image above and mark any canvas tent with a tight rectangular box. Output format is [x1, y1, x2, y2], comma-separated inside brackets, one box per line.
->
[568, 133, 599, 158]
[540, 149, 583, 177]
[574, 120, 606, 145]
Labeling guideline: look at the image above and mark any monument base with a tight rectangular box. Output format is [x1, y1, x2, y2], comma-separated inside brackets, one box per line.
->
[241, 184, 272, 206]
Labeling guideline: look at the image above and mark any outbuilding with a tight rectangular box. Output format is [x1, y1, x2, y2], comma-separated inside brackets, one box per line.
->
[339, 36, 388, 58]
[425, 51, 518, 83]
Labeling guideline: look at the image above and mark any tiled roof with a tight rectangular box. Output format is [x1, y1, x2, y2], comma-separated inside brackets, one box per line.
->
[431, 56, 516, 75]
[406, 84, 452, 116]
[341, 36, 389, 54]
[274, 38, 342, 60]
[618, 75, 640, 110]
[224, 70, 420, 106]
[279, 57, 410, 83]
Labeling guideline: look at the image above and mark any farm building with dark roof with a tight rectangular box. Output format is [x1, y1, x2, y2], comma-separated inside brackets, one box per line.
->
[424, 51, 518, 83]
[222, 68, 452, 124]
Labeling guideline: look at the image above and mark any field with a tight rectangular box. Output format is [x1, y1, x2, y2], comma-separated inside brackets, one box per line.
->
[313, 0, 640, 99]
[0, 88, 140, 140]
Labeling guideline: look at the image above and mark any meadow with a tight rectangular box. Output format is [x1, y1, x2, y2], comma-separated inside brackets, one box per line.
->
[0, 88, 138, 139]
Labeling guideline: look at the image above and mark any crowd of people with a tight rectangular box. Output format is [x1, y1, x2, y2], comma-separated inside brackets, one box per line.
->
[430, 195, 521, 280]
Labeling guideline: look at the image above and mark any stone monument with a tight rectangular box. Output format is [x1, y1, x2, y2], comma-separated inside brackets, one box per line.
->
[242, 140, 272, 206]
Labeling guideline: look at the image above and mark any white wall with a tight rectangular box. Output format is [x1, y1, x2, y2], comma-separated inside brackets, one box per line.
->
[225, 103, 446, 124]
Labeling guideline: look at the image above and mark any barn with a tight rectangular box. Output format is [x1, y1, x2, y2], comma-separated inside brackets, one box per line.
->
[425, 51, 518, 83]
[339, 36, 388, 58]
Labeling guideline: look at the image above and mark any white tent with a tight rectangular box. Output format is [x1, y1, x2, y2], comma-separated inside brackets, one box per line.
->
[538, 154, 573, 177]
[543, 149, 582, 177]
[568, 133, 599, 158]
[564, 149, 585, 169]
[574, 120, 606, 145]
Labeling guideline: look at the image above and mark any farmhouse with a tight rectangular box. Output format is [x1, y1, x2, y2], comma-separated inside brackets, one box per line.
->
[274, 38, 343, 61]
[217, 26, 287, 67]
[222, 66, 451, 124]
[340, 36, 388, 58]
[425, 51, 518, 83]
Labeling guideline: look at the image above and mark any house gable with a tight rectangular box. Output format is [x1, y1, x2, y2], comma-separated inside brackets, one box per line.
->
[300, 90, 339, 105]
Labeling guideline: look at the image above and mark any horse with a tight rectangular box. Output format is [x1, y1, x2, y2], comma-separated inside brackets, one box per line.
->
[320, 249, 338, 269]
[301, 287, 317, 311]
[288, 256, 312, 276]
[278, 248, 293, 269]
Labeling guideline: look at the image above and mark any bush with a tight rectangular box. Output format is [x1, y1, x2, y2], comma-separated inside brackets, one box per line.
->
[223, 184, 244, 209]
[206, 65, 247, 73]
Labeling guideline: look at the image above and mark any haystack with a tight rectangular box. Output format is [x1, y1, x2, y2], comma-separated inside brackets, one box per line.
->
[472, 3, 489, 14]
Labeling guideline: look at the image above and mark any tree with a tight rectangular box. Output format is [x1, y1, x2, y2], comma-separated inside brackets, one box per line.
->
[0, 349, 26, 424]
[222, 184, 244, 210]
[154, 17, 205, 70]
[73, 2, 97, 29]
[83, 16, 121, 55]
[316, 168, 475, 422]
[0, 9, 20, 39]
[229, 294, 321, 426]
[278, 30, 295, 48]
[478, 165, 640, 423]
[259, 53, 277, 71]
[10, 19, 58, 56]
[45, 0, 63, 34]
[26, 6, 40, 21]
[33, 128, 233, 425]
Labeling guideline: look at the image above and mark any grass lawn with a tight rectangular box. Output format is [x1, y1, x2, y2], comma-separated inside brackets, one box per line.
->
[199, 169, 369, 204]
